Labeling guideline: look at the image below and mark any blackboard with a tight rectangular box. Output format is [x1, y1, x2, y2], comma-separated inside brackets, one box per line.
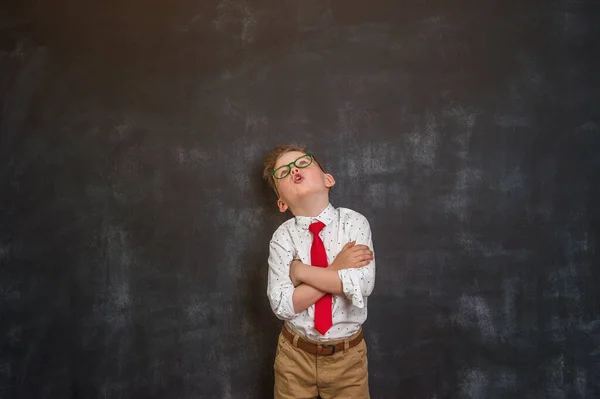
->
[1, 0, 599, 398]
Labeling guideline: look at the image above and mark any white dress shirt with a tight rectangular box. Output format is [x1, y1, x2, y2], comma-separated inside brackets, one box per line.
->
[267, 203, 376, 341]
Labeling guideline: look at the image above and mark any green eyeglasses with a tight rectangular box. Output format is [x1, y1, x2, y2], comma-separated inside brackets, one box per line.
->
[272, 154, 314, 179]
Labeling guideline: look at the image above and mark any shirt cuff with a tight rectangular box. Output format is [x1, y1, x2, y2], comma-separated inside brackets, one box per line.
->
[282, 290, 296, 319]
[269, 288, 297, 320]
[337, 269, 365, 308]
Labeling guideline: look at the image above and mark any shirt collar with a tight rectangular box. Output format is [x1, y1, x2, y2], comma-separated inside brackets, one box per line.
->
[295, 203, 336, 230]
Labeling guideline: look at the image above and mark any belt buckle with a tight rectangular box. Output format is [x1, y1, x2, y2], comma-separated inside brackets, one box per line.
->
[317, 344, 336, 356]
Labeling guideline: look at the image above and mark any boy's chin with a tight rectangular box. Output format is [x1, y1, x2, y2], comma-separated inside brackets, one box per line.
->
[293, 186, 328, 199]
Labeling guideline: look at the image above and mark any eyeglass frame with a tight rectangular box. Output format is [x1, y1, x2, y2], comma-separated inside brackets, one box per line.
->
[271, 153, 317, 180]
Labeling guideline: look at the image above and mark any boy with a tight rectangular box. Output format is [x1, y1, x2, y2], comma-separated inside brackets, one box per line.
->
[263, 144, 376, 399]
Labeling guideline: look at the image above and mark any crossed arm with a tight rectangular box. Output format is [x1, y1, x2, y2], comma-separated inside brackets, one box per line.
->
[267, 220, 376, 319]
[289, 243, 372, 312]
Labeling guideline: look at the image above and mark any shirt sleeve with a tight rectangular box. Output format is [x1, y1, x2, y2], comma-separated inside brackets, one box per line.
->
[337, 216, 376, 308]
[267, 230, 297, 320]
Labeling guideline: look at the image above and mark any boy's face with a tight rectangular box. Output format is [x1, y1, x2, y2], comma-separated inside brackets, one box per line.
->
[273, 151, 335, 213]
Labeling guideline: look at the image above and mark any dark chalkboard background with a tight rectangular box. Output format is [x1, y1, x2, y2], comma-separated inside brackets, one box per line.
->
[1, 0, 599, 398]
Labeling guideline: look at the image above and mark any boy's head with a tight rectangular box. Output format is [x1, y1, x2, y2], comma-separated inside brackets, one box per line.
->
[263, 144, 335, 215]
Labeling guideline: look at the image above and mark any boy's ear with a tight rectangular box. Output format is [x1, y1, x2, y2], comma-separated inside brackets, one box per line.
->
[277, 198, 289, 213]
[324, 173, 336, 188]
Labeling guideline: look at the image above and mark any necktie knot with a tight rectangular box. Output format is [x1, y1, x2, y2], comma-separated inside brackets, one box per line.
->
[309, 221, 325, 235]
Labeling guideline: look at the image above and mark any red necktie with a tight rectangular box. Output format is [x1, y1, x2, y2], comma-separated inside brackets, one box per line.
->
[309, 221, 332, 335]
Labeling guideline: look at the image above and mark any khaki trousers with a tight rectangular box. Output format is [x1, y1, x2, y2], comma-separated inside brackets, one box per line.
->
[274, 325, 370, 399]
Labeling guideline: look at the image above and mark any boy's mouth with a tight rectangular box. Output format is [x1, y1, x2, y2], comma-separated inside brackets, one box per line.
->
[293, 173, 304, 184]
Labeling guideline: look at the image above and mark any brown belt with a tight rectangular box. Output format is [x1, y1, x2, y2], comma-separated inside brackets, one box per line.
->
[281, 325, 363, 356]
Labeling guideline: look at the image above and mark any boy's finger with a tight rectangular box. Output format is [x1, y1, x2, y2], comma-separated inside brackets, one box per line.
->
[342, 241, 356, 250]
[349, 245, 369, 253]
[358, 249, 372, 257]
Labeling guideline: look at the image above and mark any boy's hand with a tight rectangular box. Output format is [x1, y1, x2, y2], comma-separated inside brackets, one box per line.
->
[330, 241, 374, 271]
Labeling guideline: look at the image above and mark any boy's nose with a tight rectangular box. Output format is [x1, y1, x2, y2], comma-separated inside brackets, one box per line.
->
[291, 167, 300, 175]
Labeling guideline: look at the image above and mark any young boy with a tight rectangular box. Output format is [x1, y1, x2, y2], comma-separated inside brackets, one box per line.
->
[263, 144, 376, 399]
